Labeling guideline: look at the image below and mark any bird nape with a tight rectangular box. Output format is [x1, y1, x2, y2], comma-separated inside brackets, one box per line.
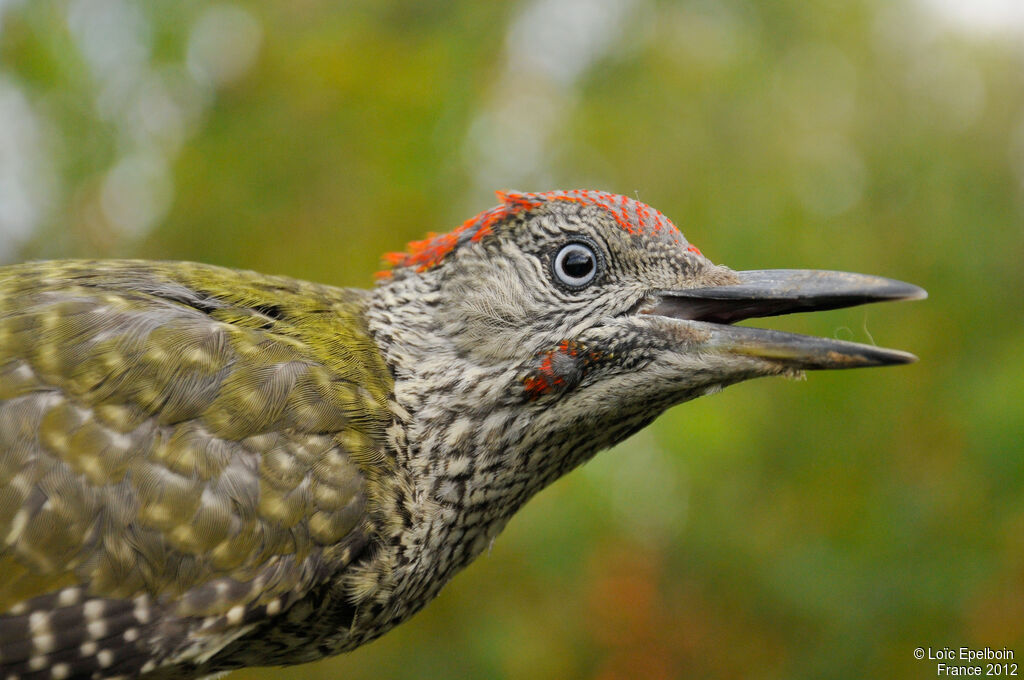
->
[0, 190, 925, 679]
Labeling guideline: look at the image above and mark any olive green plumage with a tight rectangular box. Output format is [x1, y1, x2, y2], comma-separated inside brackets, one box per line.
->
[0, 192, 923, 680]
[0, 260, 394, 675]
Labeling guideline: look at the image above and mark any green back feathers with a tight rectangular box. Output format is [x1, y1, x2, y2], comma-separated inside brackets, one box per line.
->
[0, 260, 393, 616]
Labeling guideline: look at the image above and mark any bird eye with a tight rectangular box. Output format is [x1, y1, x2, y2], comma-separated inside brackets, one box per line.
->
[552, 241, 600, 289]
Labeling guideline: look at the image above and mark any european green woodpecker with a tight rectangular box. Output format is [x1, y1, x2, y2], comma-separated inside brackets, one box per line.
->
[0, 190, 924, 679]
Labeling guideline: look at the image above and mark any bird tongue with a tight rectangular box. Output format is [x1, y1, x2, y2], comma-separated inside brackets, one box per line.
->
[647, 269, 926, 370]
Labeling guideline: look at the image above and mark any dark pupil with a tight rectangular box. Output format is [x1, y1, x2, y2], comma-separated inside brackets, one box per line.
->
[563, 249, 594, 278]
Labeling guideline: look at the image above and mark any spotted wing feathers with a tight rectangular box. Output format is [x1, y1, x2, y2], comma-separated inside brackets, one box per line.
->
[0, 261, 393, 678]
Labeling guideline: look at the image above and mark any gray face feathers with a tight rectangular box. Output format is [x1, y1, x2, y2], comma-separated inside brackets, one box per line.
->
[364, 189, 923, 654]
[0, 189, 924, 679]
[375, 189, 923, 463]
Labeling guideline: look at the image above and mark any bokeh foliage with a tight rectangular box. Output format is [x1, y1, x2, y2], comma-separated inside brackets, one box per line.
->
[1, 1, 1022, 678]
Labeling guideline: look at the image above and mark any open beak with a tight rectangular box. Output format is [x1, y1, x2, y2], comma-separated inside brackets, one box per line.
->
[646, 269, 927, 370]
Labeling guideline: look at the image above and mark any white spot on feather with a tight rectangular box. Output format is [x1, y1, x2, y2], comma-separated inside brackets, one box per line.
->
[133, 597, 152, 625]
[33, 633, 55, 654]
[444, 418, 474, 449]
[445, 456, 472, 476]
[4, 509, 29, 545]
[86, 621, 107, 639]
[57, 588, 81, 607]
[97, 649, 114, 667]
[28, 611, 50, 634]
[83, 600, 105, 621]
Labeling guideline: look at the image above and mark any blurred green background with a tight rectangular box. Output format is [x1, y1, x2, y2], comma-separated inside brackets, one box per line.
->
[1, 0, 1022, 678]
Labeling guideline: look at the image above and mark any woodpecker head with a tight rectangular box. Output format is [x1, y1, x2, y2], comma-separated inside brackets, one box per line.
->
[371, 190, 925, 482]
